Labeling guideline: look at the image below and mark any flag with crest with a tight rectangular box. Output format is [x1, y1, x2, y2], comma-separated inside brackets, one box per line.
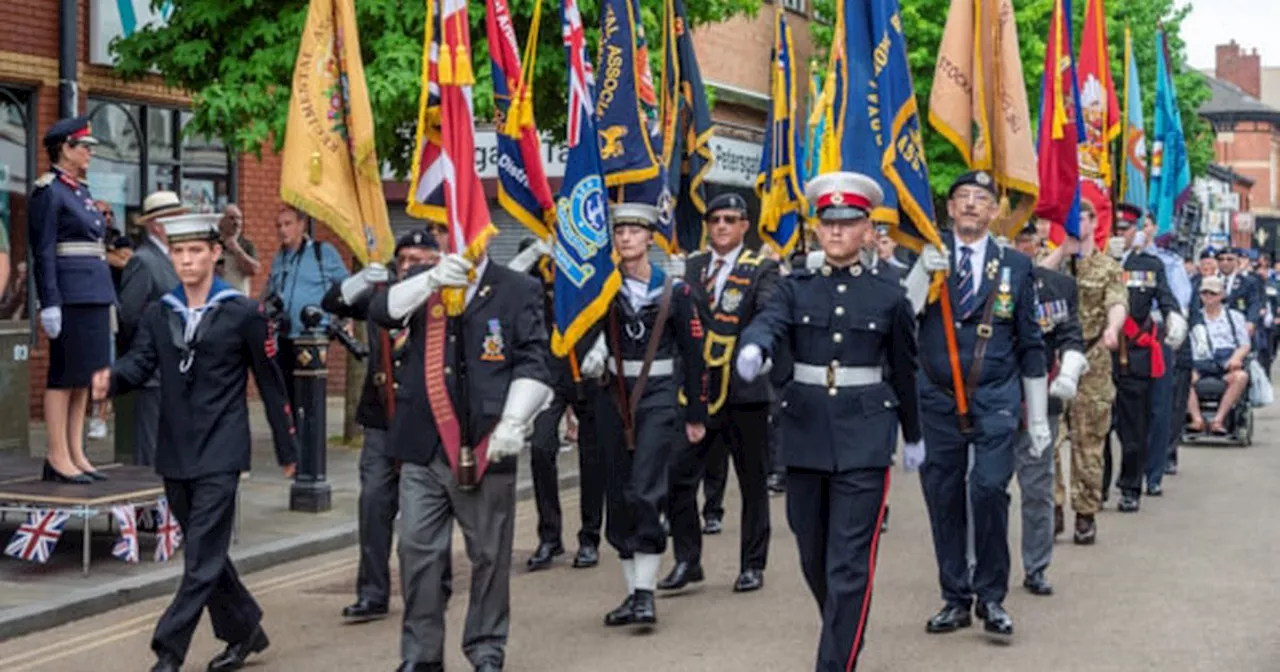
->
[1148, 28, 1191, 237]
[5, 510, 69, 564]
[153, 497, 183, 563]
[1034, 0, 1084, 242]
[1076, 0, 1121, 188]
[111, 504, 139, 564]
[661, 0, 714, 252]
[756, 9, 807, 257]
[1120, 26, 1148, 212]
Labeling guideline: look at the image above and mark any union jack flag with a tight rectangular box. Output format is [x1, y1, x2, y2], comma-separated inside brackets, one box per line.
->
[562, 0, 594, 147]
[111, 504, 139, 563]
[5, 509, 69, 563]
[153, 497, 183, 563]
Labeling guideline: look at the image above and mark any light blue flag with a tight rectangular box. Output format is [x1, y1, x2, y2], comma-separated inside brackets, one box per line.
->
[1121, 26, 1148, 213]
[1148, 29, 1191, 236]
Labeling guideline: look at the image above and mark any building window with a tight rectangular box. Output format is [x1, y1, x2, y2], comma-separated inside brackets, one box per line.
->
[87, 100, 143, 233]
[179, 112, 229, 213]
[0, 86, 33, 320]
[782, 0, 807, 14]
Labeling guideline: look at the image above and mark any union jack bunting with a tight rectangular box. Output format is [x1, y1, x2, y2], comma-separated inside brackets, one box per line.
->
[5, 509, 70, 564]
[153, 497, 183, 563]
[111, 504, 139, 564]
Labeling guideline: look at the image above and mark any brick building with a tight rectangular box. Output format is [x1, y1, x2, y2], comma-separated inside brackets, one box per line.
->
[1202, 42, 1280, 215]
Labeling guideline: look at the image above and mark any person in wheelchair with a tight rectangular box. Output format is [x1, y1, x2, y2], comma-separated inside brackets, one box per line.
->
[1188, 276, 1251, 435]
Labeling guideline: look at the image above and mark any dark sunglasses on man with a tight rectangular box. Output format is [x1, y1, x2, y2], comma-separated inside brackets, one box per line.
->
[708, 214, 742, 224]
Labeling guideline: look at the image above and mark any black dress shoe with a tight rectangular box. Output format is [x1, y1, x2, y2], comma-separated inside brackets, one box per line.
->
[342, 599, 389, 622]
[657, 561, 704, 590]
[766, 473, 786, 494]
[880, 505, 890, 533]
[1117, 494, 1140, 513]
[151, 654, 182, 672]
[572, 544, 599, 568]
[1022, 570, 1053, 596]
[631, 589, 656, 624]
[925, 604, 972, 633]
[526, 541, 564, 571]
[733, 569, 764, 593]
[604, 594, 636, 626]
[701, 516, 723, 535]
[976, 601, 1014, 636]
[42, 461, 92, 485]
[82, 469, 108, 481]
[1146, 483, 1163, 497]
[207, 625, 269, 671]
[1074, 514, 1097, 545]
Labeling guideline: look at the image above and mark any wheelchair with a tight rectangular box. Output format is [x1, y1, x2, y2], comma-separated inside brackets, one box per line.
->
[1182, 359, 1254, 447]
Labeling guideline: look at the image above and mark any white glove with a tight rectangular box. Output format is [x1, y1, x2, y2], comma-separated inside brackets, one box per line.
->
[1190, 324, 1210, 361]
[507, 238, 552, 273]
[1164, 311, 1188, 349]
[1049, 349, 1089, 401]
[920, 244, 950, 272]
[1023, 376, 1051, 458]
[805, 250, 826, 271]
[40, 307, 62, 340]
[1106, 237, 1125, 260]
[487, 378, 555, 461]
[736, 343, 764, 382]
[385, 254, 473, 321]
[579, 333, 607, 380]
[339, 263, 390, 305]
[904, 258, 931, 315]
[902, 440, 926, 472]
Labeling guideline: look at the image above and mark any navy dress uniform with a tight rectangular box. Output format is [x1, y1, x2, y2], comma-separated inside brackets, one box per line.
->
[664, 192, 778, 593]
[739, 172, 922, 671]
[105, 214, 297, 672]
[29, 117, 116, 390]
[905, 171, 1048, 638]
[369, 252, 552, 672]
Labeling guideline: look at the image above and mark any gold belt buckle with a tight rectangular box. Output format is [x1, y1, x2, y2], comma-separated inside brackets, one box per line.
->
[977, 324, 994, 338]
[826, 363, 837, 388]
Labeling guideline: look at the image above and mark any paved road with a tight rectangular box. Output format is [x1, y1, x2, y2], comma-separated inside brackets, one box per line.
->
[2, 408, 1279, 671]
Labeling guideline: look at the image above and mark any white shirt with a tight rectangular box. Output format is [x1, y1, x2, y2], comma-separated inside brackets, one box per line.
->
[1224, 272, 1246, 297]
[148, 233, 169, 256]
[954, 235, 990, 295]
[1203, 307, 1249, 354]
[705, 244, 742, 305]
[621, 276, 652, 313]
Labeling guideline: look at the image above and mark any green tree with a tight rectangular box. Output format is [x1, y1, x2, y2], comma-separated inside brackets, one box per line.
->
[809, 0, 1211, 197]
[112, 0, 761, 178]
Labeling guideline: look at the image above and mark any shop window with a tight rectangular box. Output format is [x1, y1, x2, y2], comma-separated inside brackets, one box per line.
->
[0, 87, 32, 320]
[87, 99, 143, 232]
[179, 112, 229, 212]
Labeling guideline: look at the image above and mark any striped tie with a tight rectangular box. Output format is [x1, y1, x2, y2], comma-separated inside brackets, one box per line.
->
[705, 259, 724, 303]
[956, 246, 976, 317]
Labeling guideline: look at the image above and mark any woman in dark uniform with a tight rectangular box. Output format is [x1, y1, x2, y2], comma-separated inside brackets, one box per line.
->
[28, 116, 116, 483]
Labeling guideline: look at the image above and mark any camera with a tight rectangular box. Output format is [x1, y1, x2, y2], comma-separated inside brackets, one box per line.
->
[262, 293, 292, 336]
[300, 305, 369, 361]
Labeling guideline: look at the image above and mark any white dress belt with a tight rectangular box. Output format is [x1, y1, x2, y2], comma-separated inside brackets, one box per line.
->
[793, 363, 882, 387]
[609, 357, 675, 378]
[55, 241, 106, 259]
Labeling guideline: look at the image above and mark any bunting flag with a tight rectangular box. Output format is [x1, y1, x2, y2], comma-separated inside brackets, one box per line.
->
[1034, 0, 1084, 242]
[1076, 0, 1121, 188]
[756, 9, 807, 257]
[1120, 26, 1149, 212]
[153, 497, 183, 563]
[929, 0, 1039, 237]
[661, 0, 715, 252]
[111, 504, 139, 564]
[1149, 28, 1192, 237]
[489, 0, 556, 238]
[5, 510, 69, 564]
[407, 0, 447, 224]
[550, 0, 620, 357]
[280, 0, 394, 264]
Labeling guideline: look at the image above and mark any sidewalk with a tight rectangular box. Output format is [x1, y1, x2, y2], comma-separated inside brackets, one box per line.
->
[0, 398, 576, 640]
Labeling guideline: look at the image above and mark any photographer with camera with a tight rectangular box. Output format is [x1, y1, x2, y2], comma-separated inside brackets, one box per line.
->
[264, 205, 349, 411]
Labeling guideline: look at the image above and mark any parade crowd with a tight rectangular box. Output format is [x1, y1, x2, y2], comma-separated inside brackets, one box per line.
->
[26, 113, 1276, 672]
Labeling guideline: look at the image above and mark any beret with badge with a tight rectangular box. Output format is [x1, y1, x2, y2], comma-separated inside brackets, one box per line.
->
[804, 171, 884, 221]
[948, 170, 997, 199]
[705, 193, 749, 218]
[395, 227, 441, 256]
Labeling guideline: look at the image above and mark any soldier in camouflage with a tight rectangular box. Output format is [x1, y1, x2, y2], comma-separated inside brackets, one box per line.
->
[1050, 201, 1126, 545]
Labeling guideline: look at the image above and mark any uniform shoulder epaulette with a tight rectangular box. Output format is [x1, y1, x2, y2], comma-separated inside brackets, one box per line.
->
[687, 250, 710, 262]
[33, 172, 55, 189]
[737, 249, 765, 267]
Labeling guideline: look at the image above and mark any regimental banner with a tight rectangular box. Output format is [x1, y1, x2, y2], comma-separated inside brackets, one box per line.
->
[1120, 26, 1149, 213]
[1033, 0, 1084, 241]
[756, 9, 807, 257]
[1076, 0, 1121, 187]
[595, 0, 664, 187]
[1149, 29, 1192, 237]
[662, 0, 716, 252]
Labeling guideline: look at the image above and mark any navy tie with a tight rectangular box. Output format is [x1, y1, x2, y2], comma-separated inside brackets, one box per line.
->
[957, 246, 977, 317]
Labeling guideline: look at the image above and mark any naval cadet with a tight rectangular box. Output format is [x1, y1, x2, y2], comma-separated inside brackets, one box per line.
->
[737, 172, 921, 671]
[905, 170, 1048, 638]
[369, 245, 551, 672]
[588, 202, 707, 629]
[93, 214, 298, 672]
[30, 115, 116, 484]
[662, 193, 777, 594]
[321, 229, 442, 623]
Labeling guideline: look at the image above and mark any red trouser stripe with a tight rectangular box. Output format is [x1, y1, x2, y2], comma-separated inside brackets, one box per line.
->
[846, 467, 891, 672]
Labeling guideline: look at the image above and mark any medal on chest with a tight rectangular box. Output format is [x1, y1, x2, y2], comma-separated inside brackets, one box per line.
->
[480, 319, 506, 362]
[993, 267, 1014, 319]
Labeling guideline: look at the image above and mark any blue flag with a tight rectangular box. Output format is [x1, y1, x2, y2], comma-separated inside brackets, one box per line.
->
[756, 9, 807, 257]
[838, 0, 939, 250]
[1148, 29, 1191, 236]
[551, 0, 620, 357]
[1120, 26, 1148, 212]
[662, 0, 714, 252]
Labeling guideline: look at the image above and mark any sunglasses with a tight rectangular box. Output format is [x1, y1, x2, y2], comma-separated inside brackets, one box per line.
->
[708, 214, 742, 224]
[1199, 290, 1220, 296]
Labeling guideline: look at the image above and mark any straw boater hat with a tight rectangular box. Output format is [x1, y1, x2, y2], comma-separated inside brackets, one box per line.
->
[157, 213, 222, 244]
[137, 191, 190, 224]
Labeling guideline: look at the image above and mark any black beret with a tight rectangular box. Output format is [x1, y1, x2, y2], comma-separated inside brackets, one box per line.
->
[948, 170, 997, 199]
[394, 227, 440, 256]
[706, 193, 748, 217]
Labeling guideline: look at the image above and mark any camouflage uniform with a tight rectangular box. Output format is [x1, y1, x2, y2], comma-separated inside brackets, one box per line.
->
[1054, 253, 1126, 516]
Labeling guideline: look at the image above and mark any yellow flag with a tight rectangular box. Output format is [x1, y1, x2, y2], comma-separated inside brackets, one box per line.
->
[928, 0, 1039, 236]
[281, 0, 394, 265]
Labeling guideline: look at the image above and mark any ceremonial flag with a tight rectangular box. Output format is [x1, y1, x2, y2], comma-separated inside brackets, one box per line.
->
[661, 0, 715, 252]
[1149, 28, 1192, 236]
[1076, 0, 1121, 187]
[756, 9, 807, 257]
[153, 497, 183, 563]
[801, 66, 822, 185]
[1034, 0, 1084, 241]
[280, 0, 393, 264]
[838, 0, 939, 251]
[929, 0, 1039, 236]
[488, 0, 556, 238]
[407, 0, 447, 224]
[4, 510, 68, 564]
[1120, 26, 1149, 213]
[550, 0, 620, 357]
[111, 504, 139, 564]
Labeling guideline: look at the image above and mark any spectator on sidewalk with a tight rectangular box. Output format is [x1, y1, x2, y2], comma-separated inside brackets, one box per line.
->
[216, 204, 260, 294]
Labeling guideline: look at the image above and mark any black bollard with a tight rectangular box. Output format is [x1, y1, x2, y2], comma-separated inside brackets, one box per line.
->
[289, 306, 332, 512]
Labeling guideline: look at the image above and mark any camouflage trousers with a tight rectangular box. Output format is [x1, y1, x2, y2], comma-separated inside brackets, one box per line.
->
[1055, 345, 1115, 516]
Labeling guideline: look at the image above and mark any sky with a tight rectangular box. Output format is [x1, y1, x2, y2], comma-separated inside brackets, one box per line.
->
[1182, 0, 1280, 69]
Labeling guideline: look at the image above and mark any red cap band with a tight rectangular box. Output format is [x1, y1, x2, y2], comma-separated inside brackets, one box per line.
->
[816, 191, 871, 212]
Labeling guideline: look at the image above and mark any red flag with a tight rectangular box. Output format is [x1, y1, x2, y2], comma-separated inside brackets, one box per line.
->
[1033, 0, 1080, 234]
[1077, 0, 1121, 188]
[1080, 180, 1113, 249]
[438, 0, 496, 259]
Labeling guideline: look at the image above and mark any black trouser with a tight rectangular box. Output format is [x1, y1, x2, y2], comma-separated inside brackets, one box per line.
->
[275, 338, 299, 421]
[1168, 364, 1193, 467]
[768, 397, 784, 477]
[356, 428, 399, 607]
[152, 472, 261, 663]
[530, 386, 604, 549]
[1113, 374, 1153, 498]
[701, 439, 729, 521]
[669, 403, 772, 571]
[788, 467, 889, 672]
[598, 392, 679, 558]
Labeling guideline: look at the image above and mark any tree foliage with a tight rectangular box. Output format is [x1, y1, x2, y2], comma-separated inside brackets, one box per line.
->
[809, 0, 1212, 197]
[112, 0, 762, 178]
